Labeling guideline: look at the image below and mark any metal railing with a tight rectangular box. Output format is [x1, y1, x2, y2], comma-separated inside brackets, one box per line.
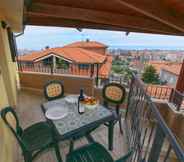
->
[18, 62, 94, 76]
[125, 75, 184, 162]
[169, 89, 184, 111]
[18, 62, 101, 86]
[146, 84, 184, 111]
[146, 84, 172, 100]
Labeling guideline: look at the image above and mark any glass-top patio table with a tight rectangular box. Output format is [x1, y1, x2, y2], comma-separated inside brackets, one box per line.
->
[41, 96, 116, 150]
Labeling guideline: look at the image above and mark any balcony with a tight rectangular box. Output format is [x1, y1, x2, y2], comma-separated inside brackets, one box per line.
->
[1, 1, 184, 162]
[15, 73, 184, 162]
[146, 84, 184, 112]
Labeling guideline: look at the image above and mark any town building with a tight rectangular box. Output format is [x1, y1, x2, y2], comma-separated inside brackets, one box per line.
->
[160, 63, 182, 87]
[18, 40, 113, 85]
[147, 61, 182, 87]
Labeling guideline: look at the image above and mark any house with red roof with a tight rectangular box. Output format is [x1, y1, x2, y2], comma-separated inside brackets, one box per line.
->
[63, 39, 108, 55]
[160, 63, 182, 87]
[146, 61, 182, 87]
[18, 40, 112, 82]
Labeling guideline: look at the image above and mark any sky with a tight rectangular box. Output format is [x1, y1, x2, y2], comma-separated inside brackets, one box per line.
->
[16, 25, 184, 50]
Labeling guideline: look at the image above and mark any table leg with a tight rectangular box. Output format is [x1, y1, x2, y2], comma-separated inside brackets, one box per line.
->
[108, 120, 114, 151]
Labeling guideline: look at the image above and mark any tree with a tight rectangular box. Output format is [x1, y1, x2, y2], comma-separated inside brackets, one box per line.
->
[57, 59, 69, 69]
[142, 65, 160, 84]
[112, 65, 123, 73]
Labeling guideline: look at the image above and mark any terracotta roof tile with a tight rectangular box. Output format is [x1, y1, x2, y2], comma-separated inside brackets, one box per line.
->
[147, 61, 169, 73]
[147, 61, 181, 75]
[99, 55, 113, 78]
[63, 41, 107, 48]
[18, 47, 106, 64]
[162, 64, 182, 75]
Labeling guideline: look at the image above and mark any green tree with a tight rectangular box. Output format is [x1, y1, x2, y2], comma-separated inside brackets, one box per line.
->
[142, 65, 160, 84]
[112, 65, 123, 73]
[57, 59, 69, 69]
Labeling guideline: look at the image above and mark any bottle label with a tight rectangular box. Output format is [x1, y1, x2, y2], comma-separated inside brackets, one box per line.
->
[79, 102, 85, 113]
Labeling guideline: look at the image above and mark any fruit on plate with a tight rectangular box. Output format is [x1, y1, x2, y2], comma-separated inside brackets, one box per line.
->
[82, 97, 97, 105]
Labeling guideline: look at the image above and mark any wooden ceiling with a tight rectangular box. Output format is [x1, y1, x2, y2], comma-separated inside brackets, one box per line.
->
[0, 0, 23, 32]
[24, 0, 184, 36]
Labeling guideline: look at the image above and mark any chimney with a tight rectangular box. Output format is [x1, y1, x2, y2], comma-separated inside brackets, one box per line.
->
[45, 46, 50, 49]
[86, 38, 90, 42]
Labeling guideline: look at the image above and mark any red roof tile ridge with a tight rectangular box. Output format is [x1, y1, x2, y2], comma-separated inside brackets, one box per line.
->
[63, 40, 107, 48]
[77, 48, 106, 63]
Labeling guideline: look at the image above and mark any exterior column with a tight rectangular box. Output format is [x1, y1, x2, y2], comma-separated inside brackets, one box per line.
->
[53, 56, 56, 69]
[176, 60, 184, 93]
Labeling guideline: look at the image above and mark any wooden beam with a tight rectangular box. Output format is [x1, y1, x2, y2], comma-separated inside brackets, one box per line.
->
[25, 3, 181, 35]
[116, 0, 184, 32]
[26, 15, 183, 35]
[176, 60, 184, 93]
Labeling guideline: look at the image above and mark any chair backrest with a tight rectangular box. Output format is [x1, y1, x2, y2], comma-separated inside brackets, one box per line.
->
[102, 82, 126, 105]
[44, 80, 64, 101]
[1, 107, 26, 150]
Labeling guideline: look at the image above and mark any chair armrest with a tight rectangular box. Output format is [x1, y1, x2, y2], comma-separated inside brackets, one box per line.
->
[115, 150, 133, 162]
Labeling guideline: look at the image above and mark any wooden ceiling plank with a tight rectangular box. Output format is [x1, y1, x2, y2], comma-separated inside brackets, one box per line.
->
[26, 3, 180, 35]
[26, 16, 180, 35]
[116, 0, 184, 32]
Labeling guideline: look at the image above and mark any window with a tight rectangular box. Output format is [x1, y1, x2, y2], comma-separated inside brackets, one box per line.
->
[78, 64, 89, 69]
[43, 57, 52, 66]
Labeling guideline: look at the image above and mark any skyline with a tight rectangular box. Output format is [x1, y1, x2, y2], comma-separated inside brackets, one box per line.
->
[16, 25, 184, 50]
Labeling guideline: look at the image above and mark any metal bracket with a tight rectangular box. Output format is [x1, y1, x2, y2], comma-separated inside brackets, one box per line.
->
[1, 21, 7, 29]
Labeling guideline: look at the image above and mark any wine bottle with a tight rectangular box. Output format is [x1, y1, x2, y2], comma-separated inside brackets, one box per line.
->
[78, 89, 85, 114]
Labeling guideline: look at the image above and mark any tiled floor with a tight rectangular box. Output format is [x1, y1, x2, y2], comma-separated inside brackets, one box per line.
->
[15, 90, 128, 162]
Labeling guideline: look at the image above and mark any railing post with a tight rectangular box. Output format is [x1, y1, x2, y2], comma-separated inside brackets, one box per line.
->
[169, 88, 174, 102]
[90, 64, 94, 78]
[96, 64, 99, 87]
[125, 76, 135, 119]
[148, 125, 165, 162]
[176, 93, 182, 111]
[18, 61, 23, 72]
[50, 64, 54, 74]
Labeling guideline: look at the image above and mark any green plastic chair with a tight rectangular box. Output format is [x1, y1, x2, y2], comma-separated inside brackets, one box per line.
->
[66, 142, 133, 162]
[1, 107, 62, 162]
[102, 82, 126, 134]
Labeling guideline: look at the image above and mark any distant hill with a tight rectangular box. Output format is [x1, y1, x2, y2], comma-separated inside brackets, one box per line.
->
[18, 49, 37, 55]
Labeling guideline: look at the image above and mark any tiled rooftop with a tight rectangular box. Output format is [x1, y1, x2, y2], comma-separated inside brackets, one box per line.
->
[18, 47, 106, 64]
[63, 41, 108, 48]
[147, 61, 182, 75]
[99, 55, 113, 78]
[162, 64, 182, 75]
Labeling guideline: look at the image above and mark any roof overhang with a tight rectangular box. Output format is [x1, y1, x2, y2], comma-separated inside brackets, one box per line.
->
[24, 0, 184, 36]
[34, 52, 73, 63]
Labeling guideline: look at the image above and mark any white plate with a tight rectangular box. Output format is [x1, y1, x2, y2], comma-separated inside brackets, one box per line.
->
[45, 106, 68, 120]
[65, 95, 78, 103]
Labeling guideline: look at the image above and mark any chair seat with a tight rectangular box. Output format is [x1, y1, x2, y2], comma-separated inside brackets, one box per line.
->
[22, 122, 53, 152]
[66, 143, 114, 162]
